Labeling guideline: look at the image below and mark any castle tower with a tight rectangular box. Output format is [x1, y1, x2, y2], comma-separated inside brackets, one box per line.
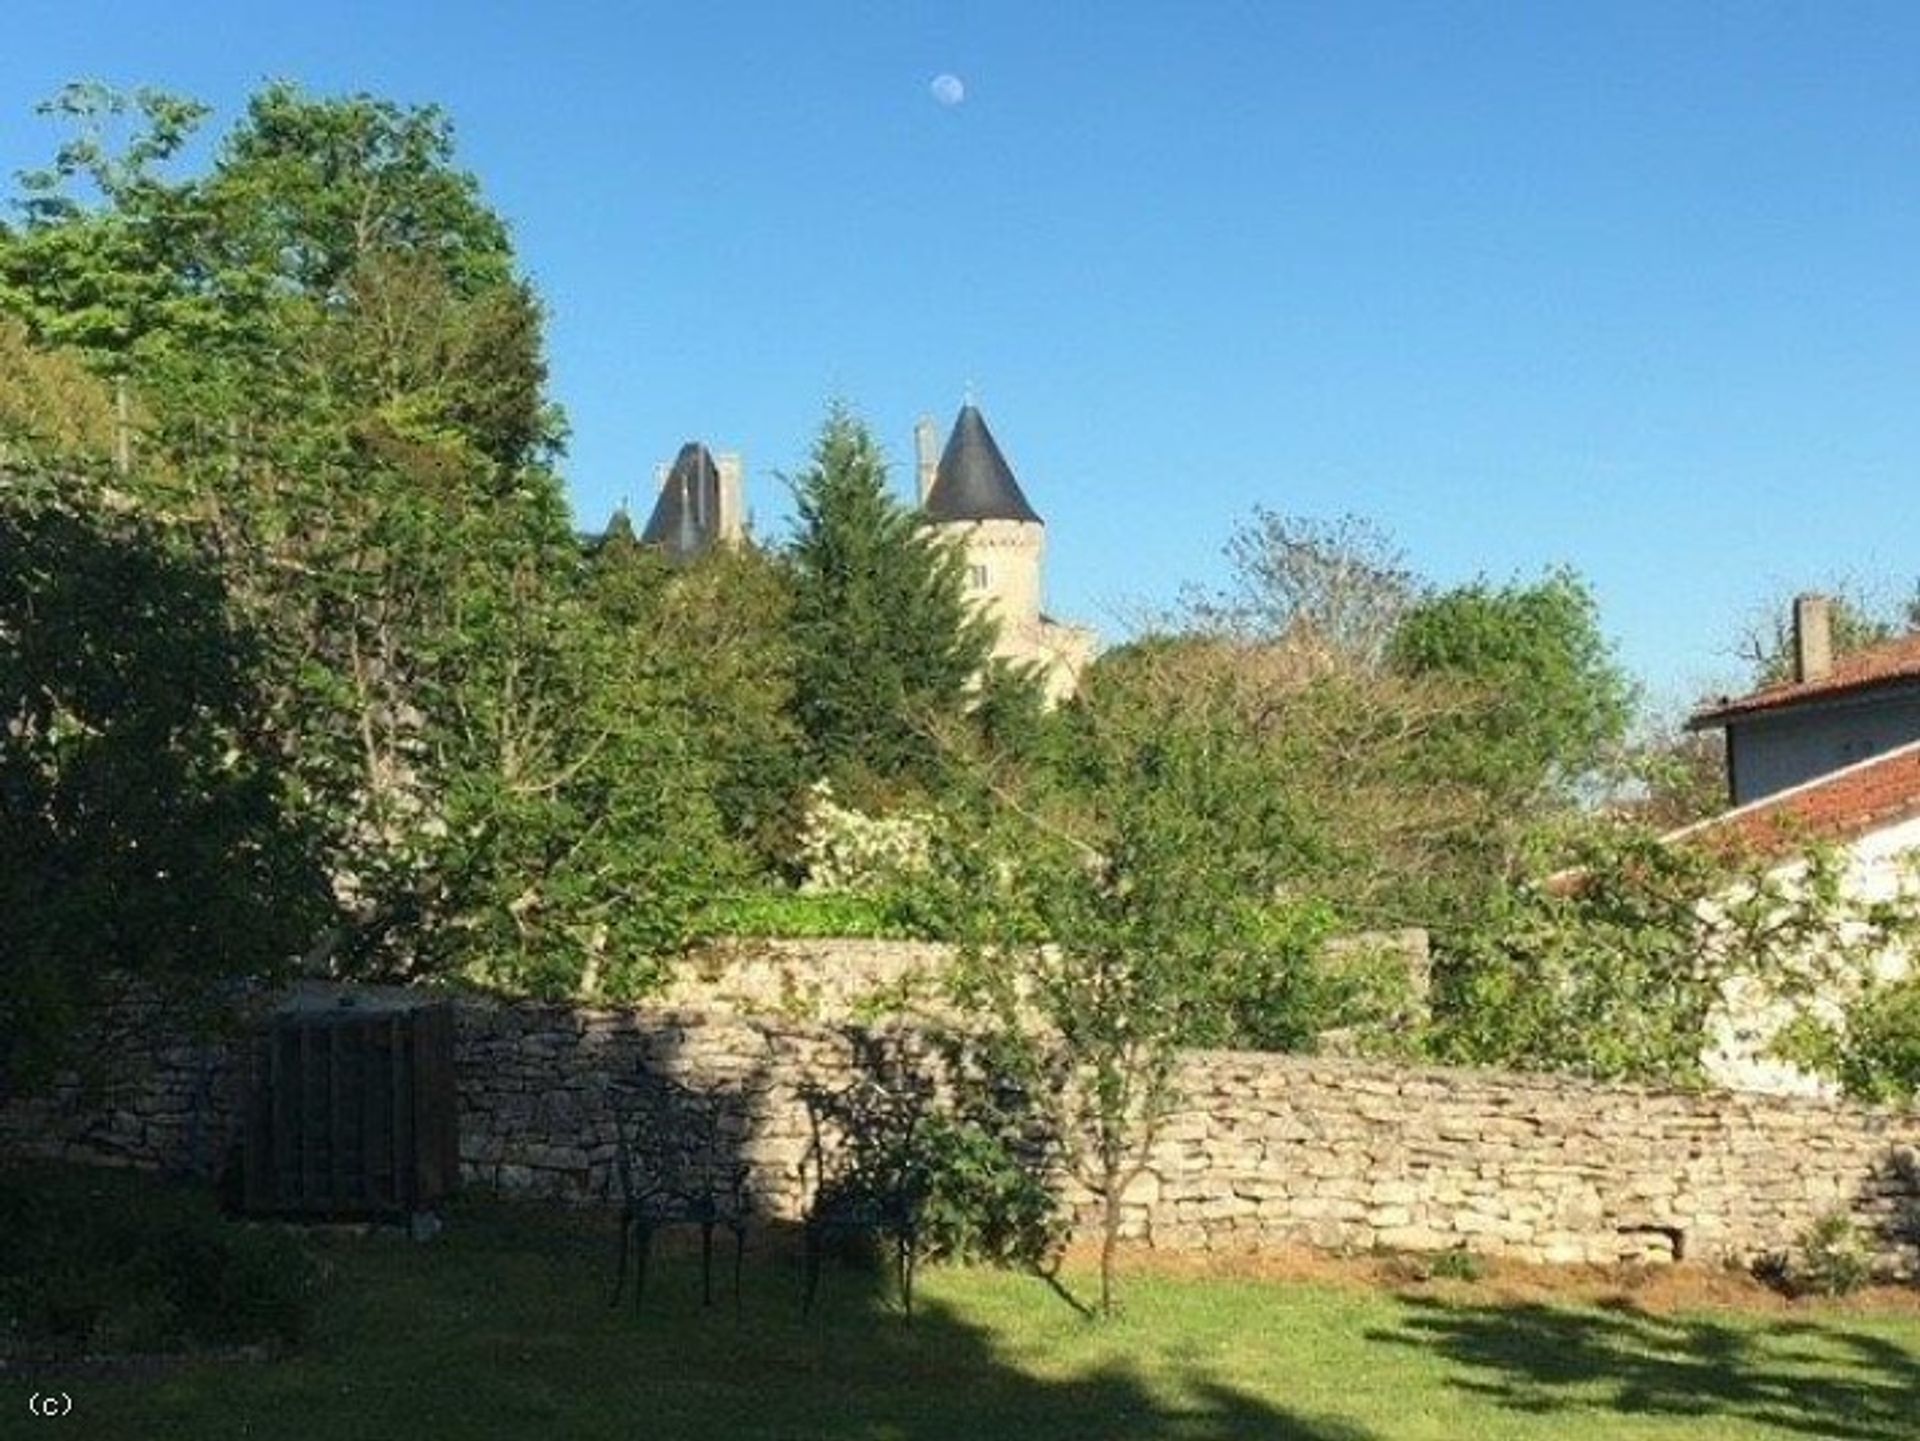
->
[920, 404, 1095, 702]
[639, 442, 745, 562]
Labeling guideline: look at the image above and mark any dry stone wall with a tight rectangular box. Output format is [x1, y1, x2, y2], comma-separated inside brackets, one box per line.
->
[1143, 1051, 1917, 1269]
[657, 938, 954, 1022]
[5, 985, 1916, 1273]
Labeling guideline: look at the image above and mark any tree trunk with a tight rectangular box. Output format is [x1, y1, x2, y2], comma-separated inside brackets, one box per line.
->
[1099, 1164, 1121, 1317]
[114, 374, 131, 477]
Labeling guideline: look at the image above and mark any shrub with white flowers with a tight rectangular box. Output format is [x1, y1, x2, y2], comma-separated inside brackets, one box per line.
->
[796, 780, 933, 895]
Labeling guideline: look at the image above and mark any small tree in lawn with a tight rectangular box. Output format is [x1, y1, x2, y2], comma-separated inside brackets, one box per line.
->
[943, 652, 1348, 1317]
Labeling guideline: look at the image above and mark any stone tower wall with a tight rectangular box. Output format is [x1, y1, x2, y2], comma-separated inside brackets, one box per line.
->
[948, 517, 1046, 655]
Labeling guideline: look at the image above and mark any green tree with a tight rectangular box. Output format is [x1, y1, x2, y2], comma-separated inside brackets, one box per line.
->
[1385, 569, 1636, 934]
[0, 469, 328, 1089]
[583, 529, 803, 880]
[943, 644, 1412, 1314]
[419, 547, 746, 999]
[0, 83, 735, 994]
[0, 84, 213, 374]
[0, 316, 122, 466]
[1776, 972, 1920, 1103]
[1390, 568, 1635, 807]
[786, 404, 995, 791]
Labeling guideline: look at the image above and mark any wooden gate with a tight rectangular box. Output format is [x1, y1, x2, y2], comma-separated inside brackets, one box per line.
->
[241, 996, 458, 1217]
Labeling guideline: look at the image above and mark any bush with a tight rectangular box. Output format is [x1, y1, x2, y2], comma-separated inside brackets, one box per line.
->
[915, 1109, 1067, 1270]
[0, 1164, 318, 1356]
[795, 780, 934, 896]
[699, 888, 931, 941]
[1376, 1246, 1485, 1285]
[1753, 1211, 1872, 1298]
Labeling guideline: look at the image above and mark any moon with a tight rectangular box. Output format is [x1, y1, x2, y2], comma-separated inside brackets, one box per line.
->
[930, 74, 965, 108]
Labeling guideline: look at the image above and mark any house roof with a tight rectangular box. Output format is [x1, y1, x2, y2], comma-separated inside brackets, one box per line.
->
[1689, 631, 1920, 728]
[1664, 737, 1920, 858]
[1542, 739, 1920, 897]
[922, 404, 1042, 525]
[640, 442, 720, 558]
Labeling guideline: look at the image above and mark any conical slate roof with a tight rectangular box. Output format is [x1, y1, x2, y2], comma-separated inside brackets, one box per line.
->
[641, 442, 721, 559]
[923, 405, 1042, 525]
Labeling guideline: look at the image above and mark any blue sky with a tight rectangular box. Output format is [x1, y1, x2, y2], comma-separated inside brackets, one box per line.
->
[6, 2, 1920, 711]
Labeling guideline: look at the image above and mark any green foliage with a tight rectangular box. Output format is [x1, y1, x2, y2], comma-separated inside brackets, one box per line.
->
[1754, 1212, 1872, 1299]
[425, 558, 747, 999]
[1061, 634, 1494, 937]
[0, 84, 214, 374]
[0, 1163, 318, 1356]
[0, 83, 754, 1002]
[698, 889, 929, 942]
[0, 315, 123, 464]
[786, 403, 996, 790]
[941, 645, 1404, 1312]
[206, 82, 514, 297]
[1774, 971, 1920, 1104]
[915, 1109, 1067, 1270]
[1390, 567, 1636, 810]
[911, 1034, 1069, 1270]
[0, 473, 328, 1086]
[1431, 824, 1918, 1087]
[615, 542, 805, 873]
[968, 658, 1053, 765]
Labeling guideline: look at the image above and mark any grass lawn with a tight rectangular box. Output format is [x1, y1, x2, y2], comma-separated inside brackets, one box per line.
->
[14, 1197, 1918, 1441]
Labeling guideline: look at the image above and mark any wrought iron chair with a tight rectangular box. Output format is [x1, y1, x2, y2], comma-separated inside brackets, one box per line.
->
[607, 1070, 752, 1312]
[800, 1070, 933, 1319]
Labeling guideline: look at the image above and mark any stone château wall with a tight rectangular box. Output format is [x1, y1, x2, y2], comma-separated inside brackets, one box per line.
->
[4, 986, 1915, 1273]
[657, 938, 956, 1021]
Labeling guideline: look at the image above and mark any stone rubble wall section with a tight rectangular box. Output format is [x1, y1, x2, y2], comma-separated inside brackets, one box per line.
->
[4, 990, 1915, 1272]
[657, 939, 956, 1021]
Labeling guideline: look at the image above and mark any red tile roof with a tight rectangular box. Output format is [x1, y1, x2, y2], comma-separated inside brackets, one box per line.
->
[1663, 738, 1920, 859]
[1690, 631, 1920, 727]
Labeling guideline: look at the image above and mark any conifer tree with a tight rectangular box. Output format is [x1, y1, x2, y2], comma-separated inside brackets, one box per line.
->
[786, 404, 994, 790]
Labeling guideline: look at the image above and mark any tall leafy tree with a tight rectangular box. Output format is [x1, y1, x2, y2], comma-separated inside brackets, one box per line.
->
[0, 83, 730, 992]
[786, 404, 994, 791]
[0, 468, 328, 1091]
[1389, 568, 1634, 808]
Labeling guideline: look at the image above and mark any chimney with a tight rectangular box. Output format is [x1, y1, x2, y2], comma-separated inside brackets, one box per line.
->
[1793, 593, 1834, 683]
[914, 416, 938, 506]
[715, 452, 745, 544]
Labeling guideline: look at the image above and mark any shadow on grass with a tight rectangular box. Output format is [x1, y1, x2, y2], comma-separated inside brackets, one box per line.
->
[1371, 1294, 1919, 1441]
[119, 1198, 1375, 1441]
[578, 1207, 1371, 1441]
[559, 1012, 1370, 1436]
